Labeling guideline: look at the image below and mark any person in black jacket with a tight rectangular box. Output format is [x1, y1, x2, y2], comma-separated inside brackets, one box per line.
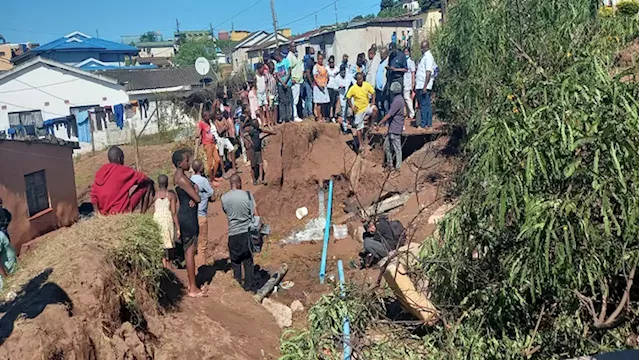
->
[362, 215, 406, 266]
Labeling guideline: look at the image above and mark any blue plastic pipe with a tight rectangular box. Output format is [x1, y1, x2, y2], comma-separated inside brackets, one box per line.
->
[337, 260, 352, 360]
[319, 179, 334, 284]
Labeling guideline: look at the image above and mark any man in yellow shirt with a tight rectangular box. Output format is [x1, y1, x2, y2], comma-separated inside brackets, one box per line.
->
[346, 72, 377, 153]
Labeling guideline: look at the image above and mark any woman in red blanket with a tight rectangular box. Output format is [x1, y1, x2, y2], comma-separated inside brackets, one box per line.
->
[90, 146, 154, 215]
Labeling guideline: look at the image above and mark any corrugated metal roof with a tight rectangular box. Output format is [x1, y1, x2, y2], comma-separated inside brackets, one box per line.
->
[33, 31, 138, 53]
[95, 66, 218, 91]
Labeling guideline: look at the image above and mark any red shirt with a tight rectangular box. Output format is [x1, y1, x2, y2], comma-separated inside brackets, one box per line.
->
[90, 163, 149, 215]
[198, 120, 215, 145]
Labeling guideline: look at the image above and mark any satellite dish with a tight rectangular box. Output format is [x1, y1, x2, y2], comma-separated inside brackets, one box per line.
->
[195, 57, 210, 75]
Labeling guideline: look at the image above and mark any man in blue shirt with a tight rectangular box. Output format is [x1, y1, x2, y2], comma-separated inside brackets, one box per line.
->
[274, 51, 294, 123]
[190, 159, 214, 260]
[302, 48, 316, 118]
[375, 48, 389, 118]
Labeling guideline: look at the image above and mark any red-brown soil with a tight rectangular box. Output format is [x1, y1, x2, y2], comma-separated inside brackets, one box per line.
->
[3, 120, 454, 359]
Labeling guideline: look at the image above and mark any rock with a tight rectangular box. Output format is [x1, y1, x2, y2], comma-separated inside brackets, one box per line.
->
[290, 300, 305, 313]
[261, 298, 292, 328]
[347, 220, 365, 243]
[427, 202, 458, 225]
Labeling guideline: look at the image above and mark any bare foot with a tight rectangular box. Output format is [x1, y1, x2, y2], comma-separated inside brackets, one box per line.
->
[187, 287, 207, 298]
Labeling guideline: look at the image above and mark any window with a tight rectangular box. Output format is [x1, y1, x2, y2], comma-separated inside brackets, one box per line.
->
[8, 110, 44, 136]
[24, 170, 50, 217]
[0, 51, 6, 56]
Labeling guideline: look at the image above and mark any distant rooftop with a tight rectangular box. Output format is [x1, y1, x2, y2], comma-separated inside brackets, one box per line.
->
[32, 31, 137, 53]
[134, 41, 175, 48]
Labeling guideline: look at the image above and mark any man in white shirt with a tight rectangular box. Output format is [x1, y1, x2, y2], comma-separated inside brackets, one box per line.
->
[365, 47, 380, 88]
[414, 40, 437, 128]
[402, 47, 416, 120]
[287, 43, 304, 122]
[334, 64, 355, 132]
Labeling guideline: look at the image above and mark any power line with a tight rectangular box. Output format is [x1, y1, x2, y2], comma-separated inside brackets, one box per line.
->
[0, 79, 80, 94]
[15, 79, 79, 107]
[212, 0, 266, 30]
[0, 100, 70, 118]
[280, 1, 339, 28]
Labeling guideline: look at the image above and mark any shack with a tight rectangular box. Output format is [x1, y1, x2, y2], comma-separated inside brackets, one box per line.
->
[0, 137, 79, 253]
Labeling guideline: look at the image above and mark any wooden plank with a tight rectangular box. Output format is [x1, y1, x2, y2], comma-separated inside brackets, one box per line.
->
[254, 263, 288, 303]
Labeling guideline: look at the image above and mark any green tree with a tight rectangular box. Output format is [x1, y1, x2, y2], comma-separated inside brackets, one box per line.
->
[174, 38, 217, 67]
[139, 31, 158, 43]
[419, 0, 441, 11]
[380, 0, 396, 11]
[377, 5, 407, 18]
[352, 14, 376, 21]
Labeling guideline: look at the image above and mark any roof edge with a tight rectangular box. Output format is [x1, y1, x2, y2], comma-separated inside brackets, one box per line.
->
[0, 57, 121, 87]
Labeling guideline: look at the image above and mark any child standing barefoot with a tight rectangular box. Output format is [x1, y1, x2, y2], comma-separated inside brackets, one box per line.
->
[153, 174, 180, 269]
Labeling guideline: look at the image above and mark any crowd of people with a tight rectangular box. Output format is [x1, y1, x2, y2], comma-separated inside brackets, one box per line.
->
[0, 37, 440, 296]
[242, 38, 438, 167]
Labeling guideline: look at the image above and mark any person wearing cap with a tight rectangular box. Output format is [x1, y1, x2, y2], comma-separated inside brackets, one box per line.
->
[377, 82, 404, 172]
[346, 72, 377, 153]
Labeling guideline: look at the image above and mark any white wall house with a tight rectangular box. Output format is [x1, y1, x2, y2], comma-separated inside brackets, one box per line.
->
[0, 57, 212, 155]
[402, 0, 421, 14]
[232, 31, 289, 72]
[309, 18, 419, 64]
[0, 57, 132, 153]
[136, 41, 176, 58]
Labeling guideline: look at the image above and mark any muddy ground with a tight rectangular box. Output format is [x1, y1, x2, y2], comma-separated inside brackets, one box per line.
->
[1, 120, 454, 359]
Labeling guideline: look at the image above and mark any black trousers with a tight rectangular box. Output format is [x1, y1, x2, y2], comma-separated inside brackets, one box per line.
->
[228, 232, 254, 291]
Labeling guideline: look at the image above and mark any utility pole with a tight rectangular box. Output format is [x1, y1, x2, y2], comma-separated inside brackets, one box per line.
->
[315, 14, 318, 29]
[95, 29, 99, 38]
[334, 2, 338, 26]
[270, 0, 280, 48]
[441, 0, 447, 24]
[209, 22, 214, 39]
[175, 18, 180, 33]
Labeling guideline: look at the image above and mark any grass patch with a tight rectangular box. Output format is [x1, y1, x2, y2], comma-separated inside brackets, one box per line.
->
[137, 128, 186, 147]
[3, 214, 169, 328]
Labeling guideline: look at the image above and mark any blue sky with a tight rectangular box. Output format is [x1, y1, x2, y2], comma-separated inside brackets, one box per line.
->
[2, 0, 381, 44]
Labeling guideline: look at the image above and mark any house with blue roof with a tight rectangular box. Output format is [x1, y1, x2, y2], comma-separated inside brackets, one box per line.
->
[11, 31, 139, 70]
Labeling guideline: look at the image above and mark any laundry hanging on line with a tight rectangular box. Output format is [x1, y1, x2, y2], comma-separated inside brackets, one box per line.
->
[76, 110, 91, 143]
[113, 104, 124, 129]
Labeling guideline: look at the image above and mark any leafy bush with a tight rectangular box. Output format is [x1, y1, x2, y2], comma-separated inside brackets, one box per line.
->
[110, 214, 165, 326]
[280, 285, 428, 359]
[617, 1, 639, 15]
[417, 0, 639, 358]
[598, 6, 615, 17]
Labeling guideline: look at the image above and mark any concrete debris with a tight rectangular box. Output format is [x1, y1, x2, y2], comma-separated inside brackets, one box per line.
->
[290, 300, 305, 313]
[261, 298, 292, 328]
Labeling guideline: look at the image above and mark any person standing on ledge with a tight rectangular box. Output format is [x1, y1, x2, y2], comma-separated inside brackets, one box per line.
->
[415, 40, 438, 128]
[377, 82, 405, 173]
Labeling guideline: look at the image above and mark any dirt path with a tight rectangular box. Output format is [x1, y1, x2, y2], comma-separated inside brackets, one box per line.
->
[165, 269, 281, 359]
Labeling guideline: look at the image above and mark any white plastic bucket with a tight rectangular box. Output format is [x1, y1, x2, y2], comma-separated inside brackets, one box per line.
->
[295, 207, 309, 220]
